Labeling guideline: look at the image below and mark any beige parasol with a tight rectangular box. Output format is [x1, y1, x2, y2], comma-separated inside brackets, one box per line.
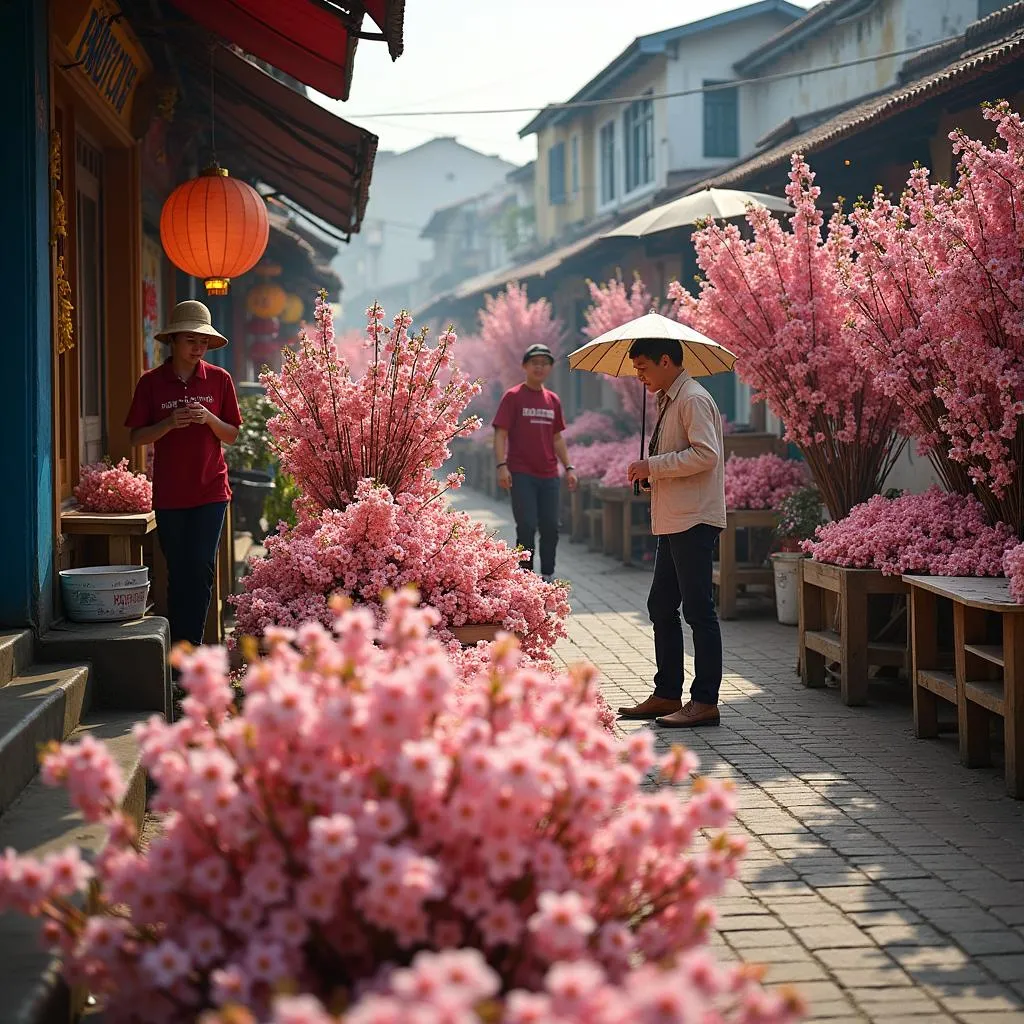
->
[568, 311, 736, 379]
[600, 187, 791, 240]
[568, 311, 736, 494]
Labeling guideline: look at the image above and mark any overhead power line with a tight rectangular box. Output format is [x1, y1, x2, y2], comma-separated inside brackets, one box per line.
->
[346, 42, 947, 120]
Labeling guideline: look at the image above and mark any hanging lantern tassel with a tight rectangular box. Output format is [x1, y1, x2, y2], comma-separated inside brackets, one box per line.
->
[160, 165, 269, 296]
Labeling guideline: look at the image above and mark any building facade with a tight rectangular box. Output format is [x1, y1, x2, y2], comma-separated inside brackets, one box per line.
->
[521, 0, 805, 250]
[2, 0, 379, 631]
[334, 138, 515, 325]
[735, 0, 1004, 155]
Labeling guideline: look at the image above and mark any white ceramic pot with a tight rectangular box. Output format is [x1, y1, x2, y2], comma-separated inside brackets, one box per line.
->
[771, 552, 804, 626]
[59, 565, 150, 623]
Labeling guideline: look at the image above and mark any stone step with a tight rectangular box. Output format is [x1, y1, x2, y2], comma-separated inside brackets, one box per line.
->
[38, 618, 170, 719]
[0, 665, 92, 819]
[0, 629, 34, 688]
[0, 711, 148, 1024]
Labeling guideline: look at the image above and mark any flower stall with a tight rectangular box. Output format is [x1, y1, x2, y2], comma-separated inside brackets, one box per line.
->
[713, 454, 809, 620]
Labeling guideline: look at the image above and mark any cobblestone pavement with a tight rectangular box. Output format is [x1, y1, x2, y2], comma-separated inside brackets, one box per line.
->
[453, 488, 1024, 1024]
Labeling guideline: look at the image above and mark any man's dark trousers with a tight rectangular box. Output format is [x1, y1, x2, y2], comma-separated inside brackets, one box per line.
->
[510, 472, 560, 575]
[648, 524, 723, 704]
[155, 501, 228, 646]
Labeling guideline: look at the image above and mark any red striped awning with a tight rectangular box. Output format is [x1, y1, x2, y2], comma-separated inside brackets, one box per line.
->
[168, 0, 360, 99]
[185, 45, 378, 235]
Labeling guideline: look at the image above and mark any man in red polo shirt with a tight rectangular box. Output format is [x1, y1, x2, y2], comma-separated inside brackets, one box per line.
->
[125, 300, 241, 648]
[493, 344, 577, 581]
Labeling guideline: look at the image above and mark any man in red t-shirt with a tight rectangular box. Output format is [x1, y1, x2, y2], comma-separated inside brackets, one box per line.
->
[493, 344, 577, 581]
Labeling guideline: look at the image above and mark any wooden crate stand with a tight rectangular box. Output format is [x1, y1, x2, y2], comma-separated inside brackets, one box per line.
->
[712, 508, 777, 620]
[596, 486, 650, 567]
[724, 432, 787, 460]
[799, 560, 908, 706]
[905, 575, 1024, 798]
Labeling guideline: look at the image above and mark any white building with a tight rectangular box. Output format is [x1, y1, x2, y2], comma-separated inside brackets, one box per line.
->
[519, 0, 806, 248]
[734, 0, 1002, 153]
[333, 137, 514, 326]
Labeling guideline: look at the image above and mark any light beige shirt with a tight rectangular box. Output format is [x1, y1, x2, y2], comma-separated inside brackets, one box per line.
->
[647, 372, 726, 536]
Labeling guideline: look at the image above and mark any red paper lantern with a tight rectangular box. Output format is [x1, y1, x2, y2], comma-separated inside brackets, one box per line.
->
[160, 165, 269, 296]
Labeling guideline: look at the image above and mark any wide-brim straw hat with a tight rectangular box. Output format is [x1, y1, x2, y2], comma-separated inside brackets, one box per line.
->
[155, 300, 229, 349]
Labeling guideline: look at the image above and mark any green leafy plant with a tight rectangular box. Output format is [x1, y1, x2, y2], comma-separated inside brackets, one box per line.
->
[262, 471, 300, 531]
[775, 486, 824, 551]
[225, 394, 278, 473]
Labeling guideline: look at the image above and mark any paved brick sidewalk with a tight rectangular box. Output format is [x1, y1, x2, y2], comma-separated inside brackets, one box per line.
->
[453, 488, 1024, 1023]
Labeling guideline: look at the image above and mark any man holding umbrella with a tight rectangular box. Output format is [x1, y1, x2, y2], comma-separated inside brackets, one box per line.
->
[624, 339, 727, 728]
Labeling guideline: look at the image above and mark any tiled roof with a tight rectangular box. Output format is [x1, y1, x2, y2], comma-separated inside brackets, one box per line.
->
[735, 0, 871, 74]
[700, 9, 1024, 189]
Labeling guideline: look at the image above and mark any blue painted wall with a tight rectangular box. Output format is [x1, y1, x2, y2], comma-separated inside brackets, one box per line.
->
[0, 0, 54, 628]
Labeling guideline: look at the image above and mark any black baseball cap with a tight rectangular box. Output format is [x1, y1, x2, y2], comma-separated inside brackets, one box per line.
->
[522, 344, 555, 365]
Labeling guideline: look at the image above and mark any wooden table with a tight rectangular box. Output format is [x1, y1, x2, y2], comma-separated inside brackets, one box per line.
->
[60, 509, 156, 565]
[712, 508, 777, 620]
[799, 560, 908, 706]
[596, 486, 650, 567]
[904, 574, 1024, 798]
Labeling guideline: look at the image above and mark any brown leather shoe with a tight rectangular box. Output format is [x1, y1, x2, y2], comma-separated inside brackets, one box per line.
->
[617, 695, 682, 720]
[655, 700, 720, 728]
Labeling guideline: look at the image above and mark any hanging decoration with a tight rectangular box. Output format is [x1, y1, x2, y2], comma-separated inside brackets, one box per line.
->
[247, 315, 282, 364]
[281, 293, 304, 325]
[158, 43, 268, 296]
[246, 281, 288, 319]
[49, 129, 75, 355]
[160, 166, 268, 295]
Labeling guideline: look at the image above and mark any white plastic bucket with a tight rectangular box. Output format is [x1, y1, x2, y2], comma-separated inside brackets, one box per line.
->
[771, 553, 804, 626]
[59, 565, 150, 623]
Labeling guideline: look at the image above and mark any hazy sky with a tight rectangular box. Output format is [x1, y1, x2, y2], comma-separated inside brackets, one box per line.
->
[321, 0, 817, 166]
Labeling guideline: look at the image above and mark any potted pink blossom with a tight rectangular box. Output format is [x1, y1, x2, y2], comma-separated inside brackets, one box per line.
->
[772, 487, 822, 625]
[232, 295, 571, 665]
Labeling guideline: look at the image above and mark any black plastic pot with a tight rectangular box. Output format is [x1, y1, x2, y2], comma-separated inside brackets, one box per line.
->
[229, 469, 275, 542]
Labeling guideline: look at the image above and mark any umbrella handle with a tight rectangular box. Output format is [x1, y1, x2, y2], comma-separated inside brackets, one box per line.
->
[634, 386, 647, 497]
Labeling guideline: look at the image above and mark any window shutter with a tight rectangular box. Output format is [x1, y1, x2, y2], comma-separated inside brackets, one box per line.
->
[548, 142, 566, 206]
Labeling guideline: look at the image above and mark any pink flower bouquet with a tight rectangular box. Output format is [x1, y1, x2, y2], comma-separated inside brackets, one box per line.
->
[724, 453, 808, 511]
[1005, 543, 1024, 604]
[74, 458, 153, 514]
[0, 593, 803, 1024]
[571, 437, 644, 488]
[805, 487, 1016, 577]
[561, 410, 622, 447]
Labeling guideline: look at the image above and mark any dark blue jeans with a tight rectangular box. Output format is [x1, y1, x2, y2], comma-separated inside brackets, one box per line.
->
[155, 502, 228, 647]
[510, 473, 561, 576]
[648, 524, 723, 705]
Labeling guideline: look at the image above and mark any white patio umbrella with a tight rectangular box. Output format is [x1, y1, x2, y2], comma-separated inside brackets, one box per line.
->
[601, 187, 791, 240]
[568, 311, 736, 493]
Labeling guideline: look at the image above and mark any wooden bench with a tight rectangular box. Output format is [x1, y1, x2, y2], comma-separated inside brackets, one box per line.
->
[596, 486, 650, 567]
[712, 508, 777, 620]
[799, 560, 908, 705]
[904, 574, 1024, 798]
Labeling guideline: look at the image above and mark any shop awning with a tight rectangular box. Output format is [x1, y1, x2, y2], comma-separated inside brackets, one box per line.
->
[363, 0, 406, 60]
[168, 0, 360, 99]
[188, 46, 378, 237]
